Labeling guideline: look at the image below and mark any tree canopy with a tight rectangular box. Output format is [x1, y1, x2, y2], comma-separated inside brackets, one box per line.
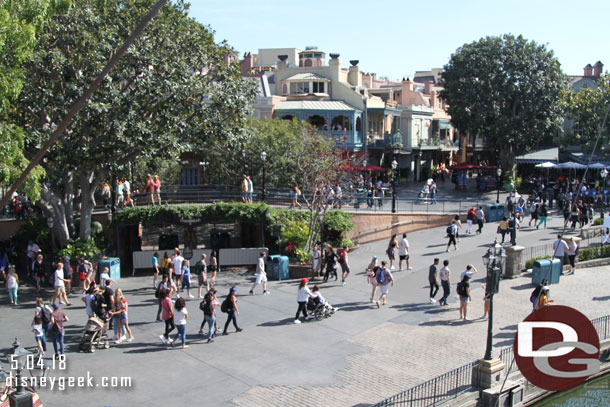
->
[17, 0, 255, 246]
[440, 34, 566, 172]
[561, 73, 610, 152]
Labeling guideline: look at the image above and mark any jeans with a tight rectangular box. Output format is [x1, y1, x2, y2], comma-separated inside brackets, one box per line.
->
[173, 324, 186, 346]
[223, 309, 239, 333]
[500, 230, 507, 243]
[477, 220, 484, 233]
[429, 282, 439, 299]
[52, 330, 64, 355]
[205, 315, 216, 338]
[8, 287, 17, 303]
[441, 280, 450, 304]
[113, 315, 126, 338]
[36, 335, 47, 352]
[164, 318, 175, 339]
[156, 299, 163, 320]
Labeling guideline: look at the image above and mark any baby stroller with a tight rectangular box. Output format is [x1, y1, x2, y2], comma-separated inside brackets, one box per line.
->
[306, 297, 336, 321]
[79, 294, 110, 352]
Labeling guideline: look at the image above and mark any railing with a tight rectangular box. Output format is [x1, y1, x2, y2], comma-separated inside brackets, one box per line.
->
[373, 314, 610, 407]
[522, 235, 600, 263]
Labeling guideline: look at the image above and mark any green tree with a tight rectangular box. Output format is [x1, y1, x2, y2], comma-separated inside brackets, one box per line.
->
[440, 34, 566, 173]
[561, 73, 610, 152]
[0, 0, 69, 201]
[17, 0, 254, 247]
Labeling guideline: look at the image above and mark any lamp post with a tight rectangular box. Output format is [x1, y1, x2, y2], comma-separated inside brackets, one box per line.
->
[496, 167, 502, 204]
[6, 337, 34, 406]
[391, 159, 398, 213]
[47, 216, 55, 252]
[199, 160, 208, 185]
[481, 240, 507, 361]
[261, 151, 267, 202]
[602, 169, 609, 216]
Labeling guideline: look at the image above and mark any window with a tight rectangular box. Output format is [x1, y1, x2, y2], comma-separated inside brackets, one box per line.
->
[312, 82, 325, 93]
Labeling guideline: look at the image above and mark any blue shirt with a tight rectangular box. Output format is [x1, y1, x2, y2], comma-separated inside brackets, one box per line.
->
[181, 266, 189, 278]
[152, 256, 158, 267]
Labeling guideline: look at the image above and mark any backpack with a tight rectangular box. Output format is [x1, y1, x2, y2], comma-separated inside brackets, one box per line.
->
[201, 295, 212, 316]
[456, 282, 466, 296]
[155, 284, 162, 298]
[220, 296, 231, 313]
[446, 225, 453, 236]
[39, 306, 51, 325]
[339, 250, 346, 264]
[376, 268, 388, 285]
[90, 293, 104, 317]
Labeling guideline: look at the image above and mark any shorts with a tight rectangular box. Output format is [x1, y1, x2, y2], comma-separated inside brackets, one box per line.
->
[55, 286, 66, 295]
[255, 273, 267, 284]
[459, 295, 470, 303]
[339, 262, 350, 274]
[568, 255, 576, 267]
[380, 284, 390, 295]
[121, 313, 128, 321]
[399, 255, 409, 261]
[198, 274, 207, 286]
[209, 266, 217, 273]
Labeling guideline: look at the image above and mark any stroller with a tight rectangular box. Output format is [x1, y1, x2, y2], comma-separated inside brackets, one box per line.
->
[79, 294, 110, 352]
[306, 297, 336, 321]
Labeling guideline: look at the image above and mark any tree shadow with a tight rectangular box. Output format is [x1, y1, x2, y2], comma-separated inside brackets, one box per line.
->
[593, 296, 610, 301]
[257, 317, 298, 327]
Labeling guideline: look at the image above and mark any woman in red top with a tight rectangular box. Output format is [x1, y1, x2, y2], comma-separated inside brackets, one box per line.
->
[153, 175, 161, 205]
[159, 288, 174, 344]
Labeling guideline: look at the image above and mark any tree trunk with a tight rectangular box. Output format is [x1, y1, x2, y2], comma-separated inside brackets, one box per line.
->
[39, 185, 70, 249]
[63, 171, 76, 237]
[79, 170, 103, 241]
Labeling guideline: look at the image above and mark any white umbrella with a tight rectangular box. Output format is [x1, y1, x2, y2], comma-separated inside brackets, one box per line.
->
[535, 162, 556, 168]
[588, 163, 607, 169]
[555, 161, 586, 169]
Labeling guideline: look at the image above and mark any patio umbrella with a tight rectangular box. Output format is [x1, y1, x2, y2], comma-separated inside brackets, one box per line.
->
[535, 162, 556, 168]
[555, 161, 586, 169]
[588, 163, 608, 169]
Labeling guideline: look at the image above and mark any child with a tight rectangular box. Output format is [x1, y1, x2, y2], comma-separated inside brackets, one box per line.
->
[171, 297, 188, 349]
[32, 315, 46, 354]
[7, 268, 19, 305]
[180, 260, 193, 298]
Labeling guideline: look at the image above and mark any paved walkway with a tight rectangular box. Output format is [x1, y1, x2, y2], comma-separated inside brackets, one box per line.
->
[0, 212, 607, 407]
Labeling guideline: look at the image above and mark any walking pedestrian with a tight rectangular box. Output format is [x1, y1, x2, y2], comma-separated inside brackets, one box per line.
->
[498, 217, 509, 244]
[567, 237, 578, 275]
[32, 254, 45, 293]
[241, 175, 248, 203]
[209, 251, 218, 286]
[152, 251, 160, 288]
[197, 254, 208, 299]
[322, 246, 338, 283]
[374, 261, 394, 308]
[159, 288, 174, 344]
[366, 256, 379, 302]
[199, 289, 219, 343]
[35, 298, 53, 346]
[453, 214, 462, 242]
[529, 203, 539, 227]
[603, 227, 610, 246]
[32, 315, 46, 354]
[446, 221, 458, 252]
[552, 235, 569, 270]
[475, 206, 485, 234]
[6, 268, 19, 305]
[338, 246, 351, 286]
[386, 234, 397, 270]
[155, 275, 169, 321]
[439, 260, 451, 306]
[466, 207, 476, 234]
[537, 204, 548, 229]
[51, 262, 71, 306]
[398, 233, 412, 270]
[172, 249, 184, 294]
[170, 297, 188, 349]
[457, 275, 471, 320]
[294, 278, 314, 323]
[246, 176, 253, 203]
[249, 251, 270, 295]
[428, 258, 440, 303]
[290, 182, 302, 208]
[50, 303, 68, 358]
[481, 289, 491, 319]
[180, 259, 193, 298]
[145, 174, 155, 205]
[153, 175, 162, 205]
[112, 288, 134, 343]
[310, 244, 321, 280]
[222, 287, 242, 334]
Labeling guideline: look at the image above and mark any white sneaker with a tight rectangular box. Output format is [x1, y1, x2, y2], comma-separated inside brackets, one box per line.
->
[390, 266, 395, 270]
[305, 315, 312, 320]
[429, 298, 436, 303]
[160, 335, 168, 344]
[407, 267, 413, 270]
[293, 319, 301, 324]
[127, 337, 134, 342]
[188, 294, 194, 298]
[115, 338, 123, 344]
[120, 335, 127, 341]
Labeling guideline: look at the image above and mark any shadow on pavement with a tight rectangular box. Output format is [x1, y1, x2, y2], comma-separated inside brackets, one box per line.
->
[593, 296, 610, 301]
[258, 317, 296, 327]
[333, 302, 374, 312]
[510, 283, 534, 291]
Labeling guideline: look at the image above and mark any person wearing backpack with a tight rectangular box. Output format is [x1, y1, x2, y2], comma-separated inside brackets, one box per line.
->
[439, 260, 451, 306]
[374, 261, 394, 308]
[222, 286, 242, 334]
[457, 275, 471, 320]
[199, 289, 219, 342]
[446, 221, 458, 252]
[155, 275, 169, 322]
[35, 297, 53, 344]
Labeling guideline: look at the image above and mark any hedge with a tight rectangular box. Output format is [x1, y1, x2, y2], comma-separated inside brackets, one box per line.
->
[525, 256, 551, 270]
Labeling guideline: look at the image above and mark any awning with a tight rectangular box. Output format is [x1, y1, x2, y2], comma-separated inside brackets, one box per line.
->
[515, 147, 559, 164]
[438, 121, 453, 130]
[555, 161, 586, 169]
[535, 162, 556, 168]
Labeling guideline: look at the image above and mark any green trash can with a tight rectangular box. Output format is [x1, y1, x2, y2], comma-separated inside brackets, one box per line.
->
[267, 255, 289, 281]
[532, 259, 551, 285]
[549, 258, 563, 284]
[99, 257, 120, 282]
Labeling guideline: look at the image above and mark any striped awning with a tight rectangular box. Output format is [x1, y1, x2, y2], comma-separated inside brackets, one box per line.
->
[515, 147, 558, 164]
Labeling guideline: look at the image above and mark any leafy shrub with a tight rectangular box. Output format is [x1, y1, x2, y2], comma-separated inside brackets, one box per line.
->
[594, 218, 604, 226]
[323, 210, 354, 232]
[58, 238, 100, 260]
[525, 256, 551, 270]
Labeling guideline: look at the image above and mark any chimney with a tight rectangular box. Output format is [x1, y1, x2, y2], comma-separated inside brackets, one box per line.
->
[329, 53, 341, 67]
[348, 60, 362, 87]
[593, 61, 604, 78]
[277, 55, 288, 70]
[240, 52, 254, 77]
[584, 64, 593, 77]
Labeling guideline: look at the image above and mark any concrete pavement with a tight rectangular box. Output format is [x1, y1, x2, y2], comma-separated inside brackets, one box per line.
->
[0, 210, 607, 407]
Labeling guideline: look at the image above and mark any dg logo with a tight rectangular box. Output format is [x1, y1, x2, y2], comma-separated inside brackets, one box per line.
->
[514, 305, 600, 391]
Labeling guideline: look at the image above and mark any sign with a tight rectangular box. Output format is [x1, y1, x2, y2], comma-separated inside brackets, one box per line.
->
[182, 248, 193, 260]
[513, 305, 600, 392]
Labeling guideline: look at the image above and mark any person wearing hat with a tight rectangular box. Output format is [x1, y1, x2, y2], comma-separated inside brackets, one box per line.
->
[567, 237, 578, 275]
[294, 278, 314, 324]
[534, 286, 551, 311]
[222, 286, 242, 335]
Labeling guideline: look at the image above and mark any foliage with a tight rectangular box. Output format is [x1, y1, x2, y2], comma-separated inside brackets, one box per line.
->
[294, 248, 310, 264]
[13, 218, 51, 256]
[525, 256, 550, 270]
[17, 0, 255, 244]
[323, 210, 354, 232]
[58, 238, 100, 260]
[331, 236, 354, 249]
[561, 73, 610, 152]
[594, 217, 604, 226]
[279, 218, 309, 251]
[440, 34, 566, 173]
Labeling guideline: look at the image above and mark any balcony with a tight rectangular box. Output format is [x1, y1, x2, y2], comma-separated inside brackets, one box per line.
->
[317, 130, 363, 149]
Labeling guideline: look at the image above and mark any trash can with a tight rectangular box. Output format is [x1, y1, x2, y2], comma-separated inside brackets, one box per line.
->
[484, 204, 499, 222]
[549, 257, 563, 284]
[267, 255, 289, 281]
[99, 257, 121, 282]
[494, 204, 506, 220]
[532, 259, 550, 285]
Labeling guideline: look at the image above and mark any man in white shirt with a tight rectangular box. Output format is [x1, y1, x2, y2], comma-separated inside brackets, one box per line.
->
[552, 235, 569, 265]
[397, 233, 412, 270]
[172, 249, 184, 295]
[460, 264, 477, 280]
[249, 252, 269, 295]
[51, 262, 71, 306]
[439, 260, 451, 306]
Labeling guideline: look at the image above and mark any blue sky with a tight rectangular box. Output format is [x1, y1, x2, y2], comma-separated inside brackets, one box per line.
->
[188, 0, 609, 81]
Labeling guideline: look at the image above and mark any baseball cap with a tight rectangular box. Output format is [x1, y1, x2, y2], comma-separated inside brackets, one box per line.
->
[301, 278, 309, 283]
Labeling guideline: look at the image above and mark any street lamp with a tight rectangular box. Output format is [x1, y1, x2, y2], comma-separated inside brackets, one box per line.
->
[391, 159, 398, 213]
[5, 337, 34, 406]
[481, 240, 507, 361]
[496, 167, 502, 204]
[261, 151, 267, 202]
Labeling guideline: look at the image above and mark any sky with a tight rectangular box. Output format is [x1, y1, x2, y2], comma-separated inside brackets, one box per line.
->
[188, 0, 609, 81]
